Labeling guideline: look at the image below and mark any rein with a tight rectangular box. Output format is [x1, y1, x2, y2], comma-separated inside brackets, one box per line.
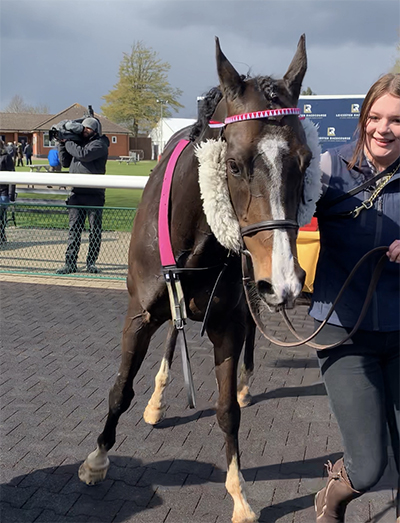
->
[241, 246, 389, 350]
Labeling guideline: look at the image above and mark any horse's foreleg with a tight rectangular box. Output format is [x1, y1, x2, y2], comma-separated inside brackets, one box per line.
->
[79, 299, 159, 485]
[208, 318, 257, 523]
[237, 313, 255, 408]
[143, 321, 178, 425]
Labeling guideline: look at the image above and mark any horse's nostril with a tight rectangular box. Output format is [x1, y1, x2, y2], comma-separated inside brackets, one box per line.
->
[257, 279, 274, 295]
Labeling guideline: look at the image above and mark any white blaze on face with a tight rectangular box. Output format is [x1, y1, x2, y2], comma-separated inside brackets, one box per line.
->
[257, 136, 302, 301]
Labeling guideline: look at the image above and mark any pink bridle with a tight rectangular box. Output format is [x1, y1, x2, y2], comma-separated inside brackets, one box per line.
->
[209, 107, 303, 128]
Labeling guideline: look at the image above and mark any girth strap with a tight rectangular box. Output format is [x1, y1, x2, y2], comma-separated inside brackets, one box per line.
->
[158, 139, 196, 408]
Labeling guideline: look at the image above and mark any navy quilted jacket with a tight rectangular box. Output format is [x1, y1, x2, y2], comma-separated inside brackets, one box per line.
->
[310, 141, 400, 331]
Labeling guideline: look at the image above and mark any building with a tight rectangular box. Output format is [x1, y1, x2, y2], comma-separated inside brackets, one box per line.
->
[149, 118, 196, 159]
[0, 103, 131, 159]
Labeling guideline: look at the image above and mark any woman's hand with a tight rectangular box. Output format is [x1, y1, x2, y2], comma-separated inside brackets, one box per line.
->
[387, 240, 400, 263]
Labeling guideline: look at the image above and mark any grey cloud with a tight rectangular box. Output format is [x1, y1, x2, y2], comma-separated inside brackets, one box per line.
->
[0, 0, 398, 118]
[134, 0, 399, 48]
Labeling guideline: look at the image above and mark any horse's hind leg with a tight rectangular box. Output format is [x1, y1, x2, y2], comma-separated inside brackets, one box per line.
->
[237, 312, 255, 408]
[79, 297, 160, 485]
[208, 313, 257, 523]
[143, 321, 178, 425]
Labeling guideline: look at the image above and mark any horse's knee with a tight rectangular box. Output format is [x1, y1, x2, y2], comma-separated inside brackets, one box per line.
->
[216, 400, 241, 435]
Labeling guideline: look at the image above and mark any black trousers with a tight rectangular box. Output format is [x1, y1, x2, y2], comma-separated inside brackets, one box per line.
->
[65, 206, 103, 267]
[315, 321, 399, 491]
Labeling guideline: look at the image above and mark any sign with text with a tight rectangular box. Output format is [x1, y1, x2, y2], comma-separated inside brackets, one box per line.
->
[299, 95, 365, 153]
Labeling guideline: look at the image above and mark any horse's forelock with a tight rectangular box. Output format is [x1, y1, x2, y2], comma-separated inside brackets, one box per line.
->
[255, 76, 279, 102]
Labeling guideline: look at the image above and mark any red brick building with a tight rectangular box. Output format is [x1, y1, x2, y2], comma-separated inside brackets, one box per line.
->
[0, 103, 131, 159]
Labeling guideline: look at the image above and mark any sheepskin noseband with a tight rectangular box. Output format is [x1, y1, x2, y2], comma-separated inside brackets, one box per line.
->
[195, 118, 321, 253]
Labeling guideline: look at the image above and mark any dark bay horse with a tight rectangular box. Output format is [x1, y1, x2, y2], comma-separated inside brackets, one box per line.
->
[79, 35, 315, 523]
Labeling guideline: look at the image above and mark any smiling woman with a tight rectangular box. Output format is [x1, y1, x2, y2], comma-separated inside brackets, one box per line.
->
[311, 73, 400, 522]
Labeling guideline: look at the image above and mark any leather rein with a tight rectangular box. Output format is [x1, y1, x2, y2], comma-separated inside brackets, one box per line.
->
[241, 244, 388, 350]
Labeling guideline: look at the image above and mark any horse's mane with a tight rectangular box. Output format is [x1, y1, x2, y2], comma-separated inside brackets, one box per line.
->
[190, 75, 282, 141]
[189, 86, 223, 141]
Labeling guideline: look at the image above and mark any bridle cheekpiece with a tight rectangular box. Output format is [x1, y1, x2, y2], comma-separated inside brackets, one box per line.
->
[209, 106, 304, 239]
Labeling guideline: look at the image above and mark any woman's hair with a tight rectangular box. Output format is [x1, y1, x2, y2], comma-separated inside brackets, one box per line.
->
[348, 73, 400, 169]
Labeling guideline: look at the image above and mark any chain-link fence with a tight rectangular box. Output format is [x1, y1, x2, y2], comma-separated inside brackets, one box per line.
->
[0, 202, 136, 280]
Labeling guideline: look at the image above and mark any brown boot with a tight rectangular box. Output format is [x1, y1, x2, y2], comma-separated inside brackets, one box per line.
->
[315, 458, 362, 522]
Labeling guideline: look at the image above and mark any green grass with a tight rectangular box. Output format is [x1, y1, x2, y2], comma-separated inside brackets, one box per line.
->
[15, 159, 157, 207]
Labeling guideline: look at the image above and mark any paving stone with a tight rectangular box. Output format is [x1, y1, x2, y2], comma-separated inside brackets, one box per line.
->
[0, 280, 396, 523]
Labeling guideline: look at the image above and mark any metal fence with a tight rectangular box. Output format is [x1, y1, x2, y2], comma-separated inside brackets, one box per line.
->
[0, 202, 136, 280]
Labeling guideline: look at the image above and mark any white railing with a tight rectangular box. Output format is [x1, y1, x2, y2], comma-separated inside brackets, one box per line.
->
[0, 171, 149, 190]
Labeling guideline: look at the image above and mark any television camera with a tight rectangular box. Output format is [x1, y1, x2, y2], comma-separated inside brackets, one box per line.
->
[49, 105, 101, 142]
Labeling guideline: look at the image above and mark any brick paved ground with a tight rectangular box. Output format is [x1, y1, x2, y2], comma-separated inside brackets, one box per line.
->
[0, 278, 397, 523]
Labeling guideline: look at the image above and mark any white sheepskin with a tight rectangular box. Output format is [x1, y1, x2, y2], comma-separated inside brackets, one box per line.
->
[195, 119, 322, 251]
[195, 139, 241, 253]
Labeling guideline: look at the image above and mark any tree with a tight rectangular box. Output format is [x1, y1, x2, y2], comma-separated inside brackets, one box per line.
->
[301, 87, 317, 95]
[101, 41, 183, 136]
[4, 94, 50, 113]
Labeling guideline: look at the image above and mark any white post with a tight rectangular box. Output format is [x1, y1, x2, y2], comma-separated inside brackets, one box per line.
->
[156, 99, 168, 154]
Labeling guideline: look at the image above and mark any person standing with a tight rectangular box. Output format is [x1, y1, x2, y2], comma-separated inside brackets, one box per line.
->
[6, 142, 16, 159]
[48, 148, 61, 172]
[16, 142, 24, 167]
[24, 142, 33, 165]
[0, 139, 15, 245]
[312, 73, 400, 522]
[12, 141, 17, 163]
[56, 117, 109, 274]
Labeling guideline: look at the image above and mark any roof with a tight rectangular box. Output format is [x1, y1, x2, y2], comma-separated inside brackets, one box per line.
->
[34, 103, 131, 134]
[0, 112, 54, 132]
[0, 103, 131, 135]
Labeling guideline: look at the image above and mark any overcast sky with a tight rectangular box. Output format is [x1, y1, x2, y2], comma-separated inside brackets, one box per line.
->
[1, 0, 399, 120]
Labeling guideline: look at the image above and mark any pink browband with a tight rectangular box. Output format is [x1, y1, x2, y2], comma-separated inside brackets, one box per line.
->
[209, 107, 302, 128]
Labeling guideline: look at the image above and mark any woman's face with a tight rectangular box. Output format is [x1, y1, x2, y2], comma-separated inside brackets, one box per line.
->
[365, 93, 400, 171]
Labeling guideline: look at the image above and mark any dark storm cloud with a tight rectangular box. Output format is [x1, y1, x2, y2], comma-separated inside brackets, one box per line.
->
[0, 0, 398, 119]
[134, 0, 398, 48]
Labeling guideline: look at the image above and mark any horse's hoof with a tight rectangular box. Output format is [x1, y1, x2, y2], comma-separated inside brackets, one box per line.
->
[232, 509, 258, 523]
[78, 457, 109, 485]
[237, 391, 253, 408]
[143, 405, 166, 425]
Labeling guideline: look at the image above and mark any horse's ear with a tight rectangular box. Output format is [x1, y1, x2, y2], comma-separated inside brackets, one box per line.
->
[283, 34, 307, 102]
[215, 36, 243, 100]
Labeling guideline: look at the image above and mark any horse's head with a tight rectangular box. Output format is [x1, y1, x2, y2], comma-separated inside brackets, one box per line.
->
[213, 35, 313, 308]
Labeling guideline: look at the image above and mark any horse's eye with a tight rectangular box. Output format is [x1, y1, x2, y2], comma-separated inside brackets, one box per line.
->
[228, 160, 240, 175]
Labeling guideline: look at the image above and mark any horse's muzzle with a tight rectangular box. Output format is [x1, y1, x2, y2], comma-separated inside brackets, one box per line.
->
[257, 261, 305, 307]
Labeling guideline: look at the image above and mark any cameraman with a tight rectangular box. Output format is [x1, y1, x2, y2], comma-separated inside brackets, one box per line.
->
[56, 117, 109, 274]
